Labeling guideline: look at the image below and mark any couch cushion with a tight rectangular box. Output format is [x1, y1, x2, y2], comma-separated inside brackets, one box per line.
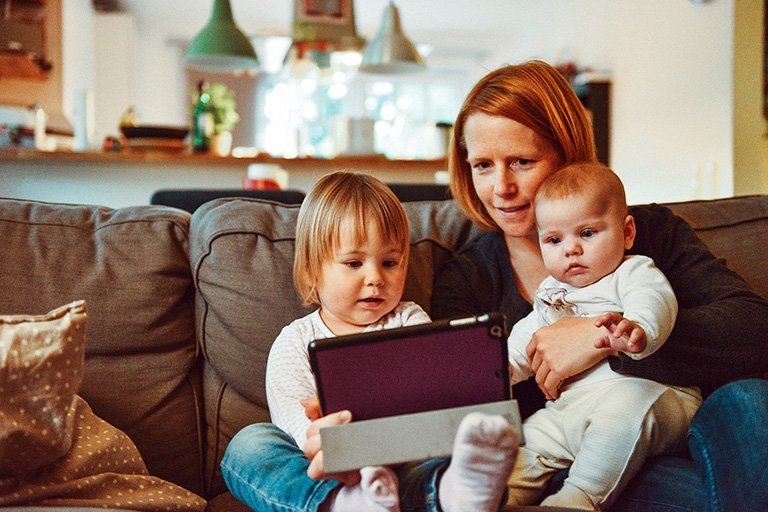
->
[189, 197, 481, 496]
[664, 195, 768, 299]
[0, 199, 203, 495]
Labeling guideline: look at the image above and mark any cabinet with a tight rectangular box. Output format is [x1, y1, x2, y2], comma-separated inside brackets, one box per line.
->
[574, 80, 610, 165]
[0, 0, 52, 80]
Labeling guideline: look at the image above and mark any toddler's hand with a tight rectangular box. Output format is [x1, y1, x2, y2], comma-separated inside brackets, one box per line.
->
[303, 409, 360, 486]
[301, 397, 321, 421]
[594, 313, 647, 354]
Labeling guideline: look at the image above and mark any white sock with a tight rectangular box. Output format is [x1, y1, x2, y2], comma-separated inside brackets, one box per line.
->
[326, 465, 400, 512]
[438, 412, 519, 512]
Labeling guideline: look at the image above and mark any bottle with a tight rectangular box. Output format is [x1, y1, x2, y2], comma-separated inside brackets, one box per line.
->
[191, 81, 214, 153]
[32, 103, 47, 151]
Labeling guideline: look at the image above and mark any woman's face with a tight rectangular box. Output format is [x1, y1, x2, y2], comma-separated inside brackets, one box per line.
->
[464, 112, 563, 240]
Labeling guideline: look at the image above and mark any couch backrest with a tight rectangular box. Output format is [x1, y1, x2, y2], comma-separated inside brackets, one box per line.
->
[189, 197, 483, 496]
[0, 198, 204, 496]
[664, 195, 768, 300]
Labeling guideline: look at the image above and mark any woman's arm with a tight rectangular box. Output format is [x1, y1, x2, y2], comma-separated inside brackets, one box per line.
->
[619, 205, 768, 392]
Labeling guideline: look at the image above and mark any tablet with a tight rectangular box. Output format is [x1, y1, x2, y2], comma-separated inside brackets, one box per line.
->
[309, 312, 510, 421]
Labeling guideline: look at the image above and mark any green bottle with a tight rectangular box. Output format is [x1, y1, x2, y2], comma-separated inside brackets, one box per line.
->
[191, 81, 214, 152]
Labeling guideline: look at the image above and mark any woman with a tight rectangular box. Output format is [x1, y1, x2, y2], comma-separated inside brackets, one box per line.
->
[432, 59, 768, 510]
[221, 60, 768, 512]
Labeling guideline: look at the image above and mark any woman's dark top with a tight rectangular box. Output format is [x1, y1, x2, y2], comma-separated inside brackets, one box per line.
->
[431, 204, 768, 419]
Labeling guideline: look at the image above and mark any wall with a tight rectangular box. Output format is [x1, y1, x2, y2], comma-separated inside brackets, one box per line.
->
[734, 0, 768, 195]
[93, 12, 134, 143]
[4, 0, 767, 207]
[412, 1, 741, 203]
[118, 0, 754, 204]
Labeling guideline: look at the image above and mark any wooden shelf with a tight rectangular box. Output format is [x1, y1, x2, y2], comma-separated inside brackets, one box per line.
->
[0, 52, 51, 80]
[0, 148, 448, 172]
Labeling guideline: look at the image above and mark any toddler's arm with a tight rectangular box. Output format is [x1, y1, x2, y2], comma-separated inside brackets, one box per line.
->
[265, 325, 318, 447]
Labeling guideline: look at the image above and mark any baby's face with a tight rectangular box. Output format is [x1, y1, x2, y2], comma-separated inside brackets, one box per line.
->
[536, 195, 634, 287]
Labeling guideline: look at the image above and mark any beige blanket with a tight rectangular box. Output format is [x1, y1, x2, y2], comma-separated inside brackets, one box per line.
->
[0, 395, 206, 511]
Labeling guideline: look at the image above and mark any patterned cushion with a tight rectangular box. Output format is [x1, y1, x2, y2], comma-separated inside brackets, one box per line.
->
[0, 301, 86, 475]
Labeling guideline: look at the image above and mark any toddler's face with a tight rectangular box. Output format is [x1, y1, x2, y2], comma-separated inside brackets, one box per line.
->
[536, 195, 634, 287]
[316, 220, 407, 335]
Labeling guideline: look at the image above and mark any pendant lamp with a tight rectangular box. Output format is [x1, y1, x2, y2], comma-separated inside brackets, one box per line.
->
[359, 1, 424, 74]
[184, 0, 259, 72]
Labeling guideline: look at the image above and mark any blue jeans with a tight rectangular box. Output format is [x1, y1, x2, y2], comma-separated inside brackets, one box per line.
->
[222, 379, 768, 512]
[612, 378, 768, 512]
[220, 423, 451, 512]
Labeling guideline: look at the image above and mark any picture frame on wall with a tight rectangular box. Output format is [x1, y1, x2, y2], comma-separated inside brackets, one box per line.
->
[298, 0, 351, 25]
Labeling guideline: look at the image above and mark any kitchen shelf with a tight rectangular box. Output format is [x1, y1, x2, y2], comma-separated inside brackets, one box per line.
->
[0, 147, 447, 171]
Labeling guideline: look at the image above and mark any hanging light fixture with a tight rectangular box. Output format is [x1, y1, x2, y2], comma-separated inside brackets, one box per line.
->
[359, 1, 424, 74]
[184, 0, 259, 72]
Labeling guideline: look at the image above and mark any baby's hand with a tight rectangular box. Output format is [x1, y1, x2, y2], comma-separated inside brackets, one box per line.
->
[594, 313, 647, 354]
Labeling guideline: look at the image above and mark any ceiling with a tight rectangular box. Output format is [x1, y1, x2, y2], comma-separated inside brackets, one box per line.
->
[116, 0, 518, 36]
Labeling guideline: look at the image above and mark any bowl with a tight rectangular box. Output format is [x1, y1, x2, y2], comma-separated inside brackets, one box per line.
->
[120, 125, 189, 140]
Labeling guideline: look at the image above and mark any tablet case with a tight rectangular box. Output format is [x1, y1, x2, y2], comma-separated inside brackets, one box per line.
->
[320, 399, 522, 472]
[309, 312, 509, 421]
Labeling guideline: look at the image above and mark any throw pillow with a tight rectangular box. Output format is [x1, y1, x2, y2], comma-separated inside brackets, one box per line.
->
[0, 300, 86, 476]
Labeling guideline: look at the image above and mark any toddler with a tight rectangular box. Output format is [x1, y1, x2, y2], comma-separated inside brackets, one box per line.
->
[222, 171, 519, 512]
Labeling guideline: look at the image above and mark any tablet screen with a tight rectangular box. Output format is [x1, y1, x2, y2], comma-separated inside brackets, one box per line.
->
[309, 313, 509, 421]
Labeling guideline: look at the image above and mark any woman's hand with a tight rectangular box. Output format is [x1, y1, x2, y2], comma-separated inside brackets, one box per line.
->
[525, 316, 614, 399]
[300, 398, 360, 486]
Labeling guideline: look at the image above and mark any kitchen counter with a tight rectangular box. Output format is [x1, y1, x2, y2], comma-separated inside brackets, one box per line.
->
[0, 148, 448, 208]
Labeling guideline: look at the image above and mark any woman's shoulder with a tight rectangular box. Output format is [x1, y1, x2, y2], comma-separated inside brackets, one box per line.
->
[435, 231, 506, 287]
[629, 203, 693, 258]
[630, 203, 682, 228]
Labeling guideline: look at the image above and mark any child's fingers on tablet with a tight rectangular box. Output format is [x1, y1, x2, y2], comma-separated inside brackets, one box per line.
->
[302, 429, 322, 459]
[306, 449, 360, 485]
[308, 410, 352, 436]
[301, 397, 321, 420]
[304, 409, 353, 452]
[306, 449, 324, 479]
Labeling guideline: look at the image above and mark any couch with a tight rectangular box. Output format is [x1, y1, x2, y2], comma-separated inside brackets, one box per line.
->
[1, 193, 766, 511]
